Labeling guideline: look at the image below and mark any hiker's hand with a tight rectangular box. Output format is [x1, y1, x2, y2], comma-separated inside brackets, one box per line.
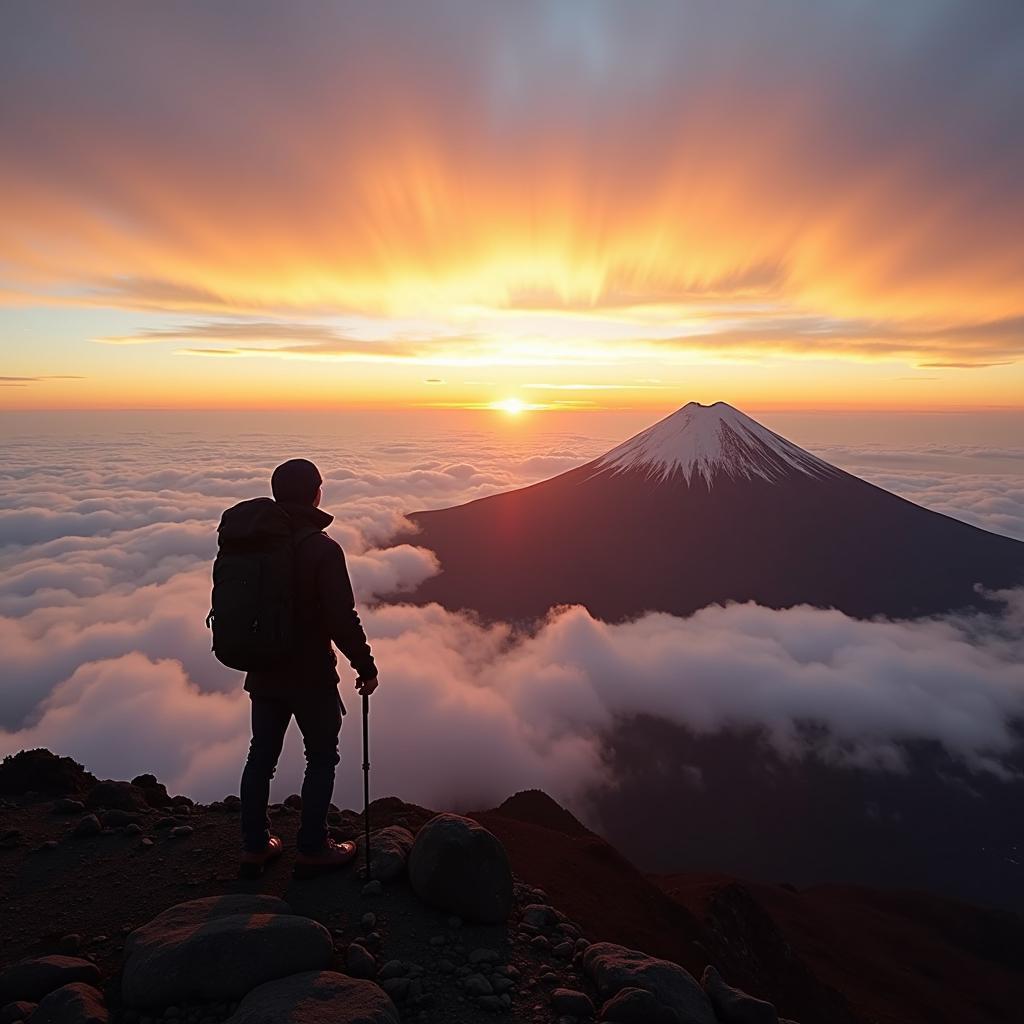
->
[355, 674, 378, 696]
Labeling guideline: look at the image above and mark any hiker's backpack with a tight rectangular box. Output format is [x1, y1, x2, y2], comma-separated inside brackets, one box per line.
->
[206, 498, 320, 671]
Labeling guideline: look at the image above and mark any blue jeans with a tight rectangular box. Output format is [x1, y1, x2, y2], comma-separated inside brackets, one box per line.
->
[240, 687, 343, 853]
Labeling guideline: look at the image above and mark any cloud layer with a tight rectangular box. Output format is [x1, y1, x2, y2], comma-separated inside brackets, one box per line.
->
[2, 418, 1023, 814]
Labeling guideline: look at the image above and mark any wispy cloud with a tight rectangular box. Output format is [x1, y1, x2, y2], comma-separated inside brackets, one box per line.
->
[645, 315, 1024, 366]
[0, 375, 85, 387]
[521, 382, 673, 391]
[96, 320, 426, 361]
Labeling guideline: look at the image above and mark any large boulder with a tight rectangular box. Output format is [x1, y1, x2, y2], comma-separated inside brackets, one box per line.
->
[551, 987, 595, 1018]
[226, 971, 400, 1024]
[355, 826, 414, 882]
[408, 814, 513, 923]
[701, 966, 778, 1024]
[33, 983, 108, 1024]
[601, 987, 680, 1024]
[122, 895, 332, 1006]
[131, 774, 172, 808]
[0, 957, 100, 1004]
[84, 781, 148, 813]
[583, 943, 715, 1024]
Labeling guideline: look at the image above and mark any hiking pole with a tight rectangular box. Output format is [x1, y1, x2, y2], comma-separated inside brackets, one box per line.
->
[362, 691, 371, 881]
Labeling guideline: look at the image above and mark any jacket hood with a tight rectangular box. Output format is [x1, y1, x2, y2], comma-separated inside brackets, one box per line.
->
[217, 498, 333, 542]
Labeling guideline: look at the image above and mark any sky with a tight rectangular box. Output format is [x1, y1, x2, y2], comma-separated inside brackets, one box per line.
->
[2, 1, 1023, 413]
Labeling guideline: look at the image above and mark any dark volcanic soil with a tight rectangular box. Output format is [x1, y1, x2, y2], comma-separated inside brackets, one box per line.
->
[1, 778, 1022, 1024]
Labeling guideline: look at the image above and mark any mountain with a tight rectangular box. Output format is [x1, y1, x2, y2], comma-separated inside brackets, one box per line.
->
[404, 401, 1024, 621]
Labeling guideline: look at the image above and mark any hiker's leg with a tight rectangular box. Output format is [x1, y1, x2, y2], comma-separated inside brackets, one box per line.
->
[292, 686, 343, 853]
[240, 694, 291, 851]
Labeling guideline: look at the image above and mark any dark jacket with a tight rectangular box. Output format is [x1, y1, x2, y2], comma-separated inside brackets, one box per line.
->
[243, 501, 376, 701]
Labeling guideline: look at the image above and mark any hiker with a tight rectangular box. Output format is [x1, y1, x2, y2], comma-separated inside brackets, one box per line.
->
[210, 458, 379, 877]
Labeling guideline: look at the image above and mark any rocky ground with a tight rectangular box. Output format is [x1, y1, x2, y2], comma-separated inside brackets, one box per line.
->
[1, 750, 1021, 1024]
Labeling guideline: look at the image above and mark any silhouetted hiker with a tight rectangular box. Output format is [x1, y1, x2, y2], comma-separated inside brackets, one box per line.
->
[209, 458, 379, 878]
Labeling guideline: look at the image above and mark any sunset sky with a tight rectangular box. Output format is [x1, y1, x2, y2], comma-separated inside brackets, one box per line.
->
[2, 1, 1023, 411]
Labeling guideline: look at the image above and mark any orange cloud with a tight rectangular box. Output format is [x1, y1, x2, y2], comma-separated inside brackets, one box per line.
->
[1, 2, 1022, 405]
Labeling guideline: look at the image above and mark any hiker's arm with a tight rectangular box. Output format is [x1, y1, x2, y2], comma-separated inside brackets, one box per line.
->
[319, 543, 377, 680]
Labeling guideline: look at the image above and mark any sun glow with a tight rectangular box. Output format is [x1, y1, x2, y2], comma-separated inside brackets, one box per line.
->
[492, 398, 528, 415]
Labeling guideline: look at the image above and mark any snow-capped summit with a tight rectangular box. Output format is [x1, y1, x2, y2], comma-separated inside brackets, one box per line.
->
[594, 401, 837, 485]
[402, 399, 1024, 622]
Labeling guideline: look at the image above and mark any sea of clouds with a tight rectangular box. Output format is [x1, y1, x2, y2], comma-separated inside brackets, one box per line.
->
[2, 416, 1023, 817]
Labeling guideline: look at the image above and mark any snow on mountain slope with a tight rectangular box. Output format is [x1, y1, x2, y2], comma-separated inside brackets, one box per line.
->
[593, 401, 838, 485]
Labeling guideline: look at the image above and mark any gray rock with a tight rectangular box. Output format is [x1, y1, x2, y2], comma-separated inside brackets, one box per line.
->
[408, 814, 513, 924]
[477, 995, 504, 1012]
[377, 961, 406, 981]
[99, 809, 142, 829]
[468, 948, 499, 965]
[463, 974, 493, 996]
[168, 825, 193, 839]
[53, 799, 85, 815]
[0, 957, 100, 1004]
[122, 895, 332, 1006]
[522, 904, 560, 929]
[355, 825, 414, 882]
[701, 967, 778, 1024]
[0, 1002, 37, 1023]
[361, 880, 383, 897]
[73, 816, 101, 838]
[226, 971, 399, 1023]
[33, 983, 109, 1024]
[551, 988, 594, 1018]
[345, 943, 376, 980]
[379, 978, 408, 1001]
[600, 986, 680, 1024]
[583, 943, 714, 1024]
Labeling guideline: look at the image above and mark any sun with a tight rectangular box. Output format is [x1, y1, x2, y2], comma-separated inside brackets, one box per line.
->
[492, 397, 528, 415]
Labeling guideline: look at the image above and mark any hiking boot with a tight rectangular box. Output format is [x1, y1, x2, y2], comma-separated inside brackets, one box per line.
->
[238, 834, 283, 878]
[293, 838, 357, 879]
